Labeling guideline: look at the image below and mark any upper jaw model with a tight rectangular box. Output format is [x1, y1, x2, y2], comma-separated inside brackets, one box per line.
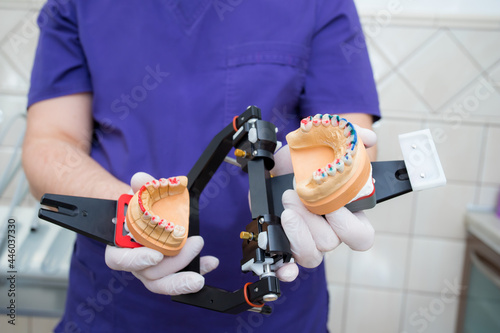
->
[125, 176, 189, 256]
[286, 114, 373, 215]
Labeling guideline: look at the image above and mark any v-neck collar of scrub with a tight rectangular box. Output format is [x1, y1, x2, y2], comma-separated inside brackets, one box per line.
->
[163, 0, 213, 36]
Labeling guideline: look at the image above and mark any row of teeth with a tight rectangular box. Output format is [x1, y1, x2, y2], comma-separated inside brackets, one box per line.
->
[300, 114, 358, 153]
[136, 177, 185, 237]
[126, 214, 186, 238]
[312, 154, 353, 184]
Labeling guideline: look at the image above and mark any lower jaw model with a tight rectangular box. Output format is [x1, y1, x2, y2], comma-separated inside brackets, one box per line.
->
[125, 176, 189, 256]
[286, 114, 373, 215]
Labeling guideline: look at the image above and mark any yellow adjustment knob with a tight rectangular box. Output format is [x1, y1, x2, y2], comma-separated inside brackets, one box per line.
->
[240, 231, 257, 241]
[234, 149, 247, 158]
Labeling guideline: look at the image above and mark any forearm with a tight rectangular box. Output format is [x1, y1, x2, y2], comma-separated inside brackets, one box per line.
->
[22, 93, 130, 201]
[22, 137, 129, 200]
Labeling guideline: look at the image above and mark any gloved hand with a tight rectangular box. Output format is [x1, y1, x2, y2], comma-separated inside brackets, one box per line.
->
[272, 125, 377, 269]
[105, 172, 219, 296]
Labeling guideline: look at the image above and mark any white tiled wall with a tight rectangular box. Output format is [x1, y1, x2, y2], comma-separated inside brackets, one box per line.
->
[326, 1, 500, 333]
[0, 1, 499, 333]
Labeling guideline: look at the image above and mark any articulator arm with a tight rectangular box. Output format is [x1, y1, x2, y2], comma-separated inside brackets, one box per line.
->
[38, 106, 445, 314]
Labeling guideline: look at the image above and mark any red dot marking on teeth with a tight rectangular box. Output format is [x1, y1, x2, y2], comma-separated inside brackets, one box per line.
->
[138, 185, 147, 212]
[169, 177, 179, 185]
[301, 119, 309, 124]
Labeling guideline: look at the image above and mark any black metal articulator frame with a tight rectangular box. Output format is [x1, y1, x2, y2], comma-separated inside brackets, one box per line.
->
[171, 106, 412, 313]
[38, 106, 414, 315]
[172, 106, 291, 314]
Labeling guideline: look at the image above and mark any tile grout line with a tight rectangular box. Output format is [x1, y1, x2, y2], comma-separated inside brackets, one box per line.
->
[331, 281, 446, 298]
[446, 27, 488, 73]
[0, 8, 40, 83]
[0, 2, 42, 11]
[473, 123, 490, 205]
[396, 118, 425, 333]
[0, 8, 37, 48]
[368, 26, 440, 89]
[374, 229, 468, 242]
[370, 27, 443, 108]
[0, 48, 31, 83]
[378, 110, 500, 126]
[329, 282, 452, 296]
[388, 28, 446, 113]
[384, 26, 498, 115]
[431, 29, 500, 115]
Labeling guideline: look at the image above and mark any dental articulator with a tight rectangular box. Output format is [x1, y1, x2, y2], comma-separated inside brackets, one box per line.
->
[38, 106, 446, 315]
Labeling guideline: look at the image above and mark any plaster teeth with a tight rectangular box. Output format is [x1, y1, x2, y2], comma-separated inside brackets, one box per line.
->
[159, 220, 175, 232]
[150, 215, 161, 225]
[349, 143, 358, 155]
[158, 178, 169, 198]
[141, 211, 152, 222]
[344, 123, 354, 137]
[312, 114, 322, 127]
[168, 177, 180, 186]
[335, 159, 345, 173]
[163, 221, 175, 232]
[173, 225, 186, 237]
[146, 180, 160, 189]
[326, 163, 337, 177]
[300, 117, 313, 132]
[342, 153, 353, 166]
[331, 115, 340, 127]
[313, 168, 328, 184]
[322, 114, 331, 126]
[339, 118, 348, 129]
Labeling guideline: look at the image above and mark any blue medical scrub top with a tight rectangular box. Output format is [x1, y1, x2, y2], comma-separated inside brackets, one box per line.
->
[29, 1, 380, 332]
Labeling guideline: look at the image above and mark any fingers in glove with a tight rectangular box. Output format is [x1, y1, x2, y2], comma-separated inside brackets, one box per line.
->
[353, 125, 377, 148]
[133, 271, 205, 296]
[137, 236, 204, 280]
[282, 190, 341, 252]
[270, 145, 294, 177]
[276, 262, 299, 282]
[200, 256, 219, 275]
[105, 245, 164, 272]
[281, 209, 323, 268]
[130, 172, 156, 192]
[325, 208, 375, 251]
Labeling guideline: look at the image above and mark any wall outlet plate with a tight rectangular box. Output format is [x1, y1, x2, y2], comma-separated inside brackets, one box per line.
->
[399, 129, 446, 191]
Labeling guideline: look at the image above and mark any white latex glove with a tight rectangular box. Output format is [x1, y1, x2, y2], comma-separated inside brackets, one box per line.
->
[105, 172, 219, 296]
[272, 126, 377, 269]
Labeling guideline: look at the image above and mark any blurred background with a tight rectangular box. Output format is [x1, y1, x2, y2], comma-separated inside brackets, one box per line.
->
[0, 0, 499, 332]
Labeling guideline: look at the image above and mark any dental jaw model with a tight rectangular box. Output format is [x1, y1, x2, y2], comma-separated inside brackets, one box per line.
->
[286, 114, 373, 215]
[37, 105, 447, 315]
[125, 176, 189, 256]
